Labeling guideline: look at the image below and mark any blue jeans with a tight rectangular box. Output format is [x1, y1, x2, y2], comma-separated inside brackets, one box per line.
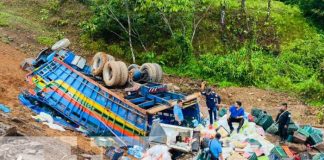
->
[208, 108, 217, 125]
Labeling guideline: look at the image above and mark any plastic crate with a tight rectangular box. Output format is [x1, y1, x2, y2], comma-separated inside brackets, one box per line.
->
[312, 153, 324, 160]
[251, 108, 262, 118]
[287, 123, 299, 134]
[248, 152, 257, 160]
[258, 115, 274, 130]
[218, 108, 227, 117]
[297, 128, 310, 137]
[309, 133, 323, 145]
[255, 113, 267, 125]
[302, 125, 323, 138]
[293, 131, 307, 143]
[270, 146, 288, 159]
[266, 123, 279, 135]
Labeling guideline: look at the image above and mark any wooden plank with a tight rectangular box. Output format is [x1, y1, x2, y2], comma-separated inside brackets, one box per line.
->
[147, 92, 200, 114]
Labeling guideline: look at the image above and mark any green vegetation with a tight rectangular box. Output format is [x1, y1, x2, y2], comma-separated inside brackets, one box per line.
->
[279, 0, 323, 27]
[36, 36, 57, 46]
[81, 0, 323, 106]
[0, 13, 10, 27]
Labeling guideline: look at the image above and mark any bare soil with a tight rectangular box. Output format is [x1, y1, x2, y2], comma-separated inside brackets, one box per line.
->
[0, 41, 103, 156]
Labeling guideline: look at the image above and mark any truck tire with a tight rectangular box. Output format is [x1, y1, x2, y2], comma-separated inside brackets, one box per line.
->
[92, 52, 107, 76]
[128, 64, 139, 71]
[140, 63, 157, 82]
[103, 61, 121, 86]
[51, 38, 70, 50]
[106, 54, 115, 61]
[117, 61, 128, 86]
[153, 63, 163, 82]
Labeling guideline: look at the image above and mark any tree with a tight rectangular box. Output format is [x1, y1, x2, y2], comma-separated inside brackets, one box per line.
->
[83, 0, 151, 63]
[266, 0, 272, 22]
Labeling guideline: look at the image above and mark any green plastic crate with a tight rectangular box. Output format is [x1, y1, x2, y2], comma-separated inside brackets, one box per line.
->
[309, 133, 323, 145]
[312, 153, 324, 160]
[246, 138, 262, 147]
[258, 115, 274, 130]
[302, 125, 323, 138]
[297, 128, 310, 137]
[251, 108, 262, 118]
[288, 123, 299, 134]
[218, 108, 227, 117]
[248, 152, 257, 160]
[266, 123, 279, 134]
[270, 146, 288, 159]
[255, 113, 267, 124]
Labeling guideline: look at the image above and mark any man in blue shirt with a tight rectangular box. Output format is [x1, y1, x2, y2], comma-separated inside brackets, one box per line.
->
[201, 83, 221, 126]
[209, 133, 224, 160]
[173, 100, 185, 126]
[227, 101, 245, 134]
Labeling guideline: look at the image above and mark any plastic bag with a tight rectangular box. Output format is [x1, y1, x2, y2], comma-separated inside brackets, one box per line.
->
[142, 145, 171, 160]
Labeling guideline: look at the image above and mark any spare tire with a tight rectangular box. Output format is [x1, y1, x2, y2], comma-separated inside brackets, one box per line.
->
[106, 54, 115, 61]
[51, 38, 70, 50]
[152, 63, 163, 82]
[140, 63, 157, 82]
[117, 61, 129, 86]
[103, 61, 121, 87]
[91, 52, 108, 76]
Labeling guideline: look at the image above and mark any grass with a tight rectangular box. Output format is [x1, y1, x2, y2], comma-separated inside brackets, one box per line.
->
[36, 36, 57, 46]
[0, 0, 91, 50]
[0, 13, 10, 27]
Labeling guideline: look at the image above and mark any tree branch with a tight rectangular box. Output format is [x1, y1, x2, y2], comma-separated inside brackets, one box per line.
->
[191, 4, 212, 43]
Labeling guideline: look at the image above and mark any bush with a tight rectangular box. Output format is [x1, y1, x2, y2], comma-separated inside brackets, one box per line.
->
[295, 76, 324, 102]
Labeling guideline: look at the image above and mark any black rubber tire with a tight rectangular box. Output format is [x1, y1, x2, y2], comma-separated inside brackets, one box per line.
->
[140, 63, 157, 82]
[92, 52, 108, 76]
[117, 61, 129, 86]
[103, 61, 121, 86]
[152, 63, 163, 82]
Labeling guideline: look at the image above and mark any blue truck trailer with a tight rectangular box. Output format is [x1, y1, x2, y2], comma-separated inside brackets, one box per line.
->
[21, 45, 202, 147]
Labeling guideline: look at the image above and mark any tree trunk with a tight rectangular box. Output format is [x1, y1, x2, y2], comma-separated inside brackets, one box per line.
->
[190, 4, 211, 44]
[241, 0, 246, 13]
[266, 0, 272, 22]
[125, 0, 135, 63]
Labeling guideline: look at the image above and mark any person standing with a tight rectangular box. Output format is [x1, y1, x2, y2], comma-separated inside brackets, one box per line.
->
[275, 103, 291, 142]
[173, 100, 185, 126]
[201, 82, 221, 126]
[227, 101, 245, 134]
[209, 133, 224, 160]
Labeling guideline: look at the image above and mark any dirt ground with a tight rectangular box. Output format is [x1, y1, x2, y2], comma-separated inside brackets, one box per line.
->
[0, 41, 103, 157]
[163, 75, 321, 127]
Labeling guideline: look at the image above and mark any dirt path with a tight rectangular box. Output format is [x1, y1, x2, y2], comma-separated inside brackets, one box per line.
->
[0, 42, 102, 156]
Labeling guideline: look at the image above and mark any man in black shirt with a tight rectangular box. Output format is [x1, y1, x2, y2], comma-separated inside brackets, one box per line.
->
[275, 103, 291, 142]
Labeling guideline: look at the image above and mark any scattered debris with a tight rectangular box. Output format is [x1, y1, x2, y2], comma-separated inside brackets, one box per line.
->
[0, 104, 10, 113]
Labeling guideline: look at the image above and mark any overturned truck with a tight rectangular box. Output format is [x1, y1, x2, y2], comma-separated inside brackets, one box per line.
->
[20, 39, 202, 148]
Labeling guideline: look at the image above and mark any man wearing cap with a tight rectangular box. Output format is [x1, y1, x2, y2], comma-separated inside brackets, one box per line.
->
[275, 103, 291, 143]
[173, 100, 185, 126]
[201, 82, 222, 126]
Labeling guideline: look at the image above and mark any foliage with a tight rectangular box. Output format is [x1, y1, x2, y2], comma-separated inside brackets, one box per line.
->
[80, 0, 324, 105]
[36, 36, 57, 46]
[0, 13, 9, 27]
[278, 0, 324, 28]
